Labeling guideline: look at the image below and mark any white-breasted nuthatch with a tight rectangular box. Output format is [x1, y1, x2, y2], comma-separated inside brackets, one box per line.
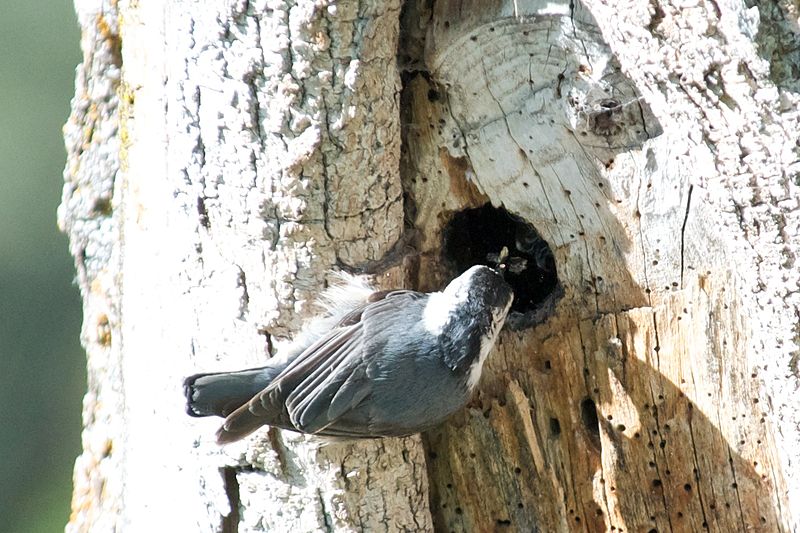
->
[184, 265, 513, 443]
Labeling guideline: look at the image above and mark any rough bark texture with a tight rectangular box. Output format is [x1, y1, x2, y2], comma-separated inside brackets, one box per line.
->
[61, 0, 798, 532]
[59, 2, 123, 531]
[64, 0, 429, 531]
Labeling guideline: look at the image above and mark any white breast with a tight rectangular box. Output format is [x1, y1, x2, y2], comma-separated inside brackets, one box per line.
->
[465, 298, 512, 389]
[466, 329, 500, 389]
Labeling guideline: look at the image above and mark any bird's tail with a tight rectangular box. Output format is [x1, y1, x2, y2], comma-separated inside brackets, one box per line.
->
[183, 367, 274, 418]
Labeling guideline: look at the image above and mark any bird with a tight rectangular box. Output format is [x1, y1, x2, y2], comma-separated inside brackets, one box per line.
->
[184, 265, 514, 444]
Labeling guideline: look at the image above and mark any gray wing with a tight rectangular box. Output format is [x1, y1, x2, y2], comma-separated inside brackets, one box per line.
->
[217, 290, 421, 442]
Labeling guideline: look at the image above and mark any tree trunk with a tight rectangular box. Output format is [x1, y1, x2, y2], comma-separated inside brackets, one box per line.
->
[61, 0, 798, 532]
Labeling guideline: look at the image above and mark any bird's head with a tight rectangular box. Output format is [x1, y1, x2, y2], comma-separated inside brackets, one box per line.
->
[423, 265, 513, 377]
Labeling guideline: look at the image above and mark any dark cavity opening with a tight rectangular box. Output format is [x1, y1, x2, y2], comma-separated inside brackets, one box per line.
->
[580, 398, 601, 448]
[549, 417, 562, 437]
[442, 203, 561, 330]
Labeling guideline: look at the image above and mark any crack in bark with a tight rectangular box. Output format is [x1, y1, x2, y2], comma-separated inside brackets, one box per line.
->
[317, 488, 332, 533]
[221, 467, 241, 533]
[680, 185, 694, 288]
[650, 311, 661, 371]
[192, 83, 207, 168]
[197, 196, 211, 229]
[645, 379, 675, 533]
[597, 316, 620, 525]
[561, 328, 588, 518]
[686, 406, 711, 531]
[482, 54, 569, 251]
[439, 81, 472, 161]
[611, 313, 628, 383]
[402, 438, 427, 532]
[318, 101, 338, 245]
[553, 166, 599, 314]
[725, 444, 748, 531]
[262, 329, 275, 357]
[236, 266, 249, 318]
[267, 428, 290, 479]
[645, 311, 675, 531]
[530, 161, 562, 227]
[249, 10, 267, 154]
[635, 174, 653, 308]
[318, 5, 340, 247]
[568, 0, 591, 68]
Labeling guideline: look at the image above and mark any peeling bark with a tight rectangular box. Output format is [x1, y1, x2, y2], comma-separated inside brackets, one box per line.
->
[62, 0, 797, 531]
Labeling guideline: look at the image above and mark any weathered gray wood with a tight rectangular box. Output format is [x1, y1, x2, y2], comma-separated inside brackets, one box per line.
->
[407, 0, 797, 530]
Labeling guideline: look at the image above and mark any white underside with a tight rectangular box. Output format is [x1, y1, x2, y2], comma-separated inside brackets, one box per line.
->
[467, 330, 498, 390]
[466, 299, 513, 389]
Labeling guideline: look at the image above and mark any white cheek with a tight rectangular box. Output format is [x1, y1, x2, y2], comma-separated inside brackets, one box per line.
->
[422, 292, 450, 335]
[423, 282, 472, 335]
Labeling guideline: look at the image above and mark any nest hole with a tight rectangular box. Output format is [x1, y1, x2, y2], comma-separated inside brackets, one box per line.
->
[442, 204, 561, 330]
[580, 397, 602, 450]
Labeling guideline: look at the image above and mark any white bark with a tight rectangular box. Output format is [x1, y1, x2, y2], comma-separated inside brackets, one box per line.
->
[62, 0, 798, 531]
[65, 0, 428, 531]
[120, 1, 430, 531]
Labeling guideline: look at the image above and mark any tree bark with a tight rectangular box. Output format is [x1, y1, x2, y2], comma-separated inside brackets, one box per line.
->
[61, 0, 798, 532]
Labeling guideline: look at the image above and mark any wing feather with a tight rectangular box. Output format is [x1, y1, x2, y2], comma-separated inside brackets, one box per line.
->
[266, 328, 351, 395]
[286, 327, 363, 430]
[326, 363, 372, 421]
[217, 289, 425, 441]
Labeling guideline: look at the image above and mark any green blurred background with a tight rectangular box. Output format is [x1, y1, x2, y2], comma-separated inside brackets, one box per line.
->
[0, 2, 84, 532]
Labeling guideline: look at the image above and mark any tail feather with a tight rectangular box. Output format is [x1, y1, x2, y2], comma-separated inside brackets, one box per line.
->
[184, 367, 275, 418]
